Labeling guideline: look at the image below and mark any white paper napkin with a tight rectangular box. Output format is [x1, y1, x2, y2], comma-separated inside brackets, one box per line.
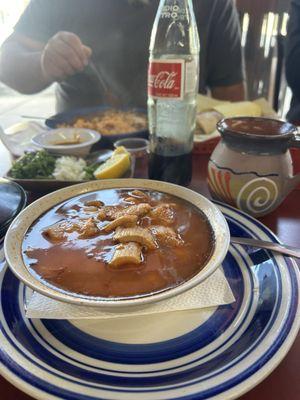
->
[0, 121, 45, 157]
[25, 266, 235, 320]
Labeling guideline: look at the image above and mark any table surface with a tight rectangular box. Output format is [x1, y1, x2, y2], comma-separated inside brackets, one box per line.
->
[1, 152, 299, 400]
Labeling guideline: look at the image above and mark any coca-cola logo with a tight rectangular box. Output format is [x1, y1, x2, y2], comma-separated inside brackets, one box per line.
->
[148, 61, 183, 99]
[149, 71, 177, 90]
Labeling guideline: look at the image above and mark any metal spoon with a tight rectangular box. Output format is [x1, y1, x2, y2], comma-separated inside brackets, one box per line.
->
[86, 61, 121, 108]
[231, 237, 300, 258]
[85, 149, 113, 164]
[21, 115, 47, 120]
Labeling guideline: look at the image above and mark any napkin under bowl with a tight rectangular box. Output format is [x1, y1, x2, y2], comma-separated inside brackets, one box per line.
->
[25, 266, 235, 320]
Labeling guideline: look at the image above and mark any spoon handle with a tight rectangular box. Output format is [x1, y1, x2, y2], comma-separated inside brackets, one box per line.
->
[231, 237, 300, 259]
[21, 115, 46, 120]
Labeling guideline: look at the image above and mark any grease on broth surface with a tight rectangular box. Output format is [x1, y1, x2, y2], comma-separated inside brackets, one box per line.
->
[22, 189, 215, 298]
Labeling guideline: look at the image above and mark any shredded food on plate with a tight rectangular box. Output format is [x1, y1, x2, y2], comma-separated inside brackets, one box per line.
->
[59, 110, 147, 135]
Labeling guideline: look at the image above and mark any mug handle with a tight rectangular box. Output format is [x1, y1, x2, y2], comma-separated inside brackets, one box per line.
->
[285, 133, 300, 195]
[289, 132, 300, 148]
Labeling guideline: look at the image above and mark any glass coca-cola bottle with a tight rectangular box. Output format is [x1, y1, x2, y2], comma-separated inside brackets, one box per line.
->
[147, 0, 200, 186]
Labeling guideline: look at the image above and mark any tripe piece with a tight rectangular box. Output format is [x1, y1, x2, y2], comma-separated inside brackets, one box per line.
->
[149, 204, 175, 225]
[114, 226, 157, 250]
[43, 217, 99, 242]
[84, 200, 104, 208]
[124, 197, 139, 204]
[130, 190, 150, 202]
[150, 225, 183, 247]
[109, 242, 142, 267]
[98, 203, 151, 221]
[78, 218, 99, 239]
[43, 220, 80, 242]
[82, 206, 99, 213]
[103, 215, 138, 232]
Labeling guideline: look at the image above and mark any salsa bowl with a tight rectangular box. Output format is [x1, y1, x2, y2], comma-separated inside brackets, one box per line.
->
[32, 128, 101, 157]
[4, 179, 229, 308]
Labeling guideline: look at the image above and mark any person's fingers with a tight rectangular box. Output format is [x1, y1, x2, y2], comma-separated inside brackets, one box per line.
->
[50, 38, 85, 71]
[42, 43, 77, 79]
[58, 31, 89, 65]
[47, 60, 67, 81]
[41, 51, 67, 81]
[41, 31, 93, 81]
[83, 45, 92, 60]
[48, 49, 75, 76]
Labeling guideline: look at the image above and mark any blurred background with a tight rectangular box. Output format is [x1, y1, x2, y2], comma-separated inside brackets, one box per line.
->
[0, 0, 55, 129]
[0, 0, 292, 126]
[236, 0, 290, 116]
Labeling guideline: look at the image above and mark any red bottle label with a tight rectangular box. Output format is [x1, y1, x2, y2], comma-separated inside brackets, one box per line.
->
[148, 60, 184, 99]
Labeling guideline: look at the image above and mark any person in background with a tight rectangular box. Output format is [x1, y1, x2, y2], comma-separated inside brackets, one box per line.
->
[286, 0, 300, 122]
[0, 0, 245, 113]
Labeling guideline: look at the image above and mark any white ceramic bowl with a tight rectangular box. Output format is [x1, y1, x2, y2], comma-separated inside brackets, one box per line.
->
[32, 128, 101, 157]
[4, 179, 230, 309]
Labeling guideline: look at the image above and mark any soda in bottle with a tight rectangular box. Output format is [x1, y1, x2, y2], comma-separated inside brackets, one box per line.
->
[147, 0, 200, 186]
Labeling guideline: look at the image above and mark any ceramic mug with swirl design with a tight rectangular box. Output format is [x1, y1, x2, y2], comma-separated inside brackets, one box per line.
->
[208, 117, 300, 217]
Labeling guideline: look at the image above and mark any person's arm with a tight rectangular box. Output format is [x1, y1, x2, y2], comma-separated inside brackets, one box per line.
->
[286, 0, 300, 101]
[0, 31, 92, 94]
[0, 34, 50, 94]
[206, 0, 246, 101]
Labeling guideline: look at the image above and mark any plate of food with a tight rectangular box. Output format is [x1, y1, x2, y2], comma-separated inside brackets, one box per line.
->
[5, 147, 134, 193]
[45, 106, 149, 147]
[0, 195, 299, 399]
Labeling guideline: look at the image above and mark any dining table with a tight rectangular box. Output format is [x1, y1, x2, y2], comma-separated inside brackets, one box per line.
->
[0, 150, 299, 400]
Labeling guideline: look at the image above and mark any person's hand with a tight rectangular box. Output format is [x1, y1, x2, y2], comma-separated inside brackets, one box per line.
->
[40, 31, 92, 82]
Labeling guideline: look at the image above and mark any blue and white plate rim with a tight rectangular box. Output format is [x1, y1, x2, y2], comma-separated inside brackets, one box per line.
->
[0, 200, 299, 400]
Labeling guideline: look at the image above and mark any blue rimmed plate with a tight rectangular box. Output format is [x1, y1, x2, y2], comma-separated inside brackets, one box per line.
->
[0, 202, 299, 400]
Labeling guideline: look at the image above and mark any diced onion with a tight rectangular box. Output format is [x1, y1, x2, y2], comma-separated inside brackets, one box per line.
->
[53, 156, 87, 181]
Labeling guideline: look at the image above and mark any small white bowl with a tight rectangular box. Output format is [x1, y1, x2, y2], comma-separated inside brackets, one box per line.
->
[32, 128, 101, 157]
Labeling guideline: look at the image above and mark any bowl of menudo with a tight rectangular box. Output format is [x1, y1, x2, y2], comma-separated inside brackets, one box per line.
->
[4, 179, 230, 308]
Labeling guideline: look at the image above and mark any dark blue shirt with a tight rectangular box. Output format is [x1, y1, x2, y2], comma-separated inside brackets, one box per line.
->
[14, 0, 243, 112]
